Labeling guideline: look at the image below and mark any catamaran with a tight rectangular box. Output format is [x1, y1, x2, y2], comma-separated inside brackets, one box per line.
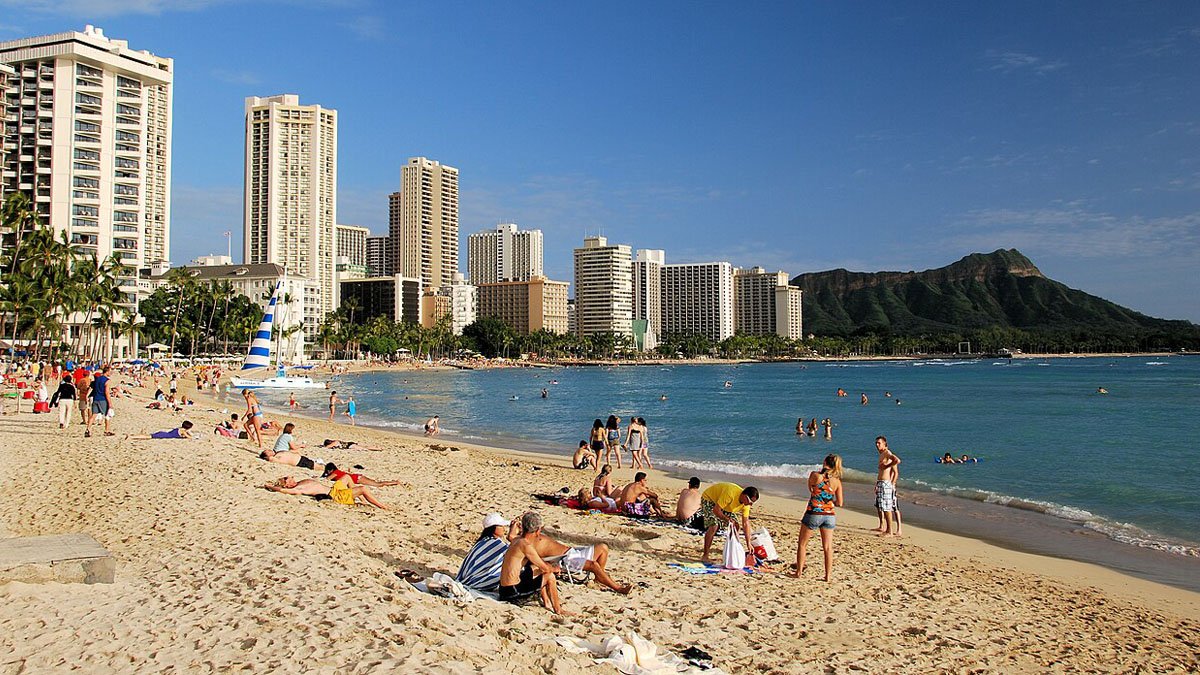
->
[229, 281, 326, 390]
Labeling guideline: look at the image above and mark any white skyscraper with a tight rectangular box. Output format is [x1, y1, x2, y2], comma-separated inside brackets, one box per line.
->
[572, 235, 633, 337]
[389, 157, 458, 291]
[244, 94, 337, 344]
[632, 249, 665, 350]
[0, 26, 173, 359]
[660, 261, 735, 343]
[467, 223, 544, 284]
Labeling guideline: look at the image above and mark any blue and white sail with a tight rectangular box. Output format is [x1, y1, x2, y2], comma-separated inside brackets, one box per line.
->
[241, 281, 281, 370]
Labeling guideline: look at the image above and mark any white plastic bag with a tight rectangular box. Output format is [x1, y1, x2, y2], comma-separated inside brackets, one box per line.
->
[751, 527, 778, 561]
[722, 523, 746, 569]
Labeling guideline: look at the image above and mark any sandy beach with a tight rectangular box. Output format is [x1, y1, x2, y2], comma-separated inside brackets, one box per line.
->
[1, 375, 1198, 673]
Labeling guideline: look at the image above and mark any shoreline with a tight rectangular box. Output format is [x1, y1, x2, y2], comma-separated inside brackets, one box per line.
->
[1, 375, 1197, 671]
[259, 386, 1200, 599]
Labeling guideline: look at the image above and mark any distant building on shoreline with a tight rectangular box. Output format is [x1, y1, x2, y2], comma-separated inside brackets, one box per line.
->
[366, 235, 389, 276]
[661, 261, 735, 343]
[467, 223, 544, 284]
[389, 157, 459, 291]
[632, 249, 665, 351]
[336, 224, 369, 267]
[573, 235, 633, 338]
[733, 267, 803, 340]
[243, 94, 337, 349]
[477, 276, 569, 335]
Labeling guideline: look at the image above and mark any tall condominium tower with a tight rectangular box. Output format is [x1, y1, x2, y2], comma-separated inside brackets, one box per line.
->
[365, 235, 389, 276]
[632, 249, 665, 349]
[388, 157, 459, 290]
[243, 94, 337, 342]
[733, 267, 803, 339]
[661, 261, 735, 343]
[572, 235, 632, 337]
[467, 222, 544, 284]
[0, 26, 173, 270]
[335, 223, 369, 266]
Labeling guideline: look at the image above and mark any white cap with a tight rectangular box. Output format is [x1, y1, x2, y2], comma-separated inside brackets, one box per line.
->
[482, 512, 510, 529]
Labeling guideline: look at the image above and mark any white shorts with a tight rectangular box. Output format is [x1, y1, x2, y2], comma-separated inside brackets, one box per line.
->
[561, 545, 595, 574]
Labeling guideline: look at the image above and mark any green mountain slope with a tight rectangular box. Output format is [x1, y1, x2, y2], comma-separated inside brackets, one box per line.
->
[791, 249, 1196, 336]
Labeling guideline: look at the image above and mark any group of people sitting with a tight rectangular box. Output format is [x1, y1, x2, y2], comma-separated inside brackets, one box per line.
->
[451, 511, 633, 615]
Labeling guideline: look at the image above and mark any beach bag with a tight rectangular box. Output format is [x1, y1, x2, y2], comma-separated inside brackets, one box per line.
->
[751, 527, 778, 562]
[722, 524, 747, 569]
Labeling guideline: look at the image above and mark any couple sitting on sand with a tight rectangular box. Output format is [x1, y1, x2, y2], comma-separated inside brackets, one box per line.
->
[584, 466, 667, 518]
[453, 511, 632, 615]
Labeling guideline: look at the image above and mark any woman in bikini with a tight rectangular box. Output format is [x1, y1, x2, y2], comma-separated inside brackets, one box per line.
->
[790, 453, 843, 582]
[604, 415, 623, 469]
[590, 465, 618, 510]
[588, 419, 607, 467]
[242, 389, 264, 449]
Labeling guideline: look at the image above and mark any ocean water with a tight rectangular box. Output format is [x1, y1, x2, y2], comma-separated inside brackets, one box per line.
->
[259, 356, 1200, 566]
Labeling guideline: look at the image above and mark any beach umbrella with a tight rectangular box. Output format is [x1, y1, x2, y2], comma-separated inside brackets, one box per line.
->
[146, 343, 170, 351]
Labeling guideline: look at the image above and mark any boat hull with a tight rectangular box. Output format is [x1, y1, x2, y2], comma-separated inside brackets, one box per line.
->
[230, 376, 327, 390]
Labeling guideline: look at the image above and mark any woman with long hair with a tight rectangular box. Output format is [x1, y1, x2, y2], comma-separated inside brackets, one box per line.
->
[790, 453, 844, 582]
[632, 417, 652, 469]
[589, 418, 607, 467]
[625, 416, 644, 470]
[604, 415, 623, 469]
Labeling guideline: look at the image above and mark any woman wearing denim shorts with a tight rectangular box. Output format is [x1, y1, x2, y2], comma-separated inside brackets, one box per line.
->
[790, 454, 844, 582]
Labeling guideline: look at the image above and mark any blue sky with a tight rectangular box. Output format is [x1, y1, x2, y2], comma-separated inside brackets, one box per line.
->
[3, 1, 1198, 321]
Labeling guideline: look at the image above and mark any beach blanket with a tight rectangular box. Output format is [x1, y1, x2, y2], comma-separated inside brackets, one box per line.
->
[668, 562, 756, 575]
[553, 632, 728, 675]
[408, 572, 499, 604]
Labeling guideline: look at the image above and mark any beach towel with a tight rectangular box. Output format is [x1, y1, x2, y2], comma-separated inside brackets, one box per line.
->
[410, 572, 500, 604]
[668, 562, 756, 575]
[553, 632, 729, 675]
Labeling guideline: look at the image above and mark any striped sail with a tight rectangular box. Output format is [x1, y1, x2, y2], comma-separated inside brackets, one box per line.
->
[241, 281, 282, 370]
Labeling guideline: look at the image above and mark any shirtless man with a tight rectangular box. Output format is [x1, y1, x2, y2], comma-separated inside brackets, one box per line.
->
[424, 415, 440, 436]
[498, 512, 570, 614]
[572, 440, 596, 470]
[500, 512, 631, 613]
[676, 477, 702, 526]
[616, 472, 665, 518]
[873, 435, 902, 537]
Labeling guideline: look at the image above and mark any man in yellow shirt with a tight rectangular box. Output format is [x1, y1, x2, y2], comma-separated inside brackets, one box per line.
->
[699, 482, 759, 563]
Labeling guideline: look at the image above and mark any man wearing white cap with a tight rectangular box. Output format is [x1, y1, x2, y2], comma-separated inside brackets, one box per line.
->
[456, 512, 520, 592]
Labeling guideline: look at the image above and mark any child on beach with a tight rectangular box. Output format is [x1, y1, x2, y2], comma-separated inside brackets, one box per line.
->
[791, 453, 843, 582]
[343, 396, 357, 425]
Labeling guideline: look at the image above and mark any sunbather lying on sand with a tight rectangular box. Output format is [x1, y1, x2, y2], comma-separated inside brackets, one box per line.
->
[263, 476, 327, 496]
[578, 487, 617, 511]
[258, 445, 324, 472]
[263, 475, 387, 509]
[328, 473, 387, 509]
[320, 438, 383, 451]
[320, 462, 400, 486]
[126, 420, 194, 440]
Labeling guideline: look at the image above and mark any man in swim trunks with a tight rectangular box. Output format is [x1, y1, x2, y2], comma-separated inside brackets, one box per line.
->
[874, 435, 901, 537]
[699, 482, 759, 563]
[85, 365, 114, 437]
[498, 512, 570, 614]
[572, 441, 596, 470]
[617, 472, 665, 518]
[424, 415, 440, 436]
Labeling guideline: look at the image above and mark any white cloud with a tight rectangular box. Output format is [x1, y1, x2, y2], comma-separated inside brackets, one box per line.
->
[984, 49, 1067, 75]
[341, 14, 385, 41]
[945, 206, 1200, 258]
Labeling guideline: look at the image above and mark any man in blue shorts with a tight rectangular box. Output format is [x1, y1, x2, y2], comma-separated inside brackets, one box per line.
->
[85, 365, 114, 437]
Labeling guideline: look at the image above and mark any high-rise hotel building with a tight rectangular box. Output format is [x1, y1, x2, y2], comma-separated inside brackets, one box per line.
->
[572, 235, 632, 337]
[365, 234, 389, 276]
[467, 223, 544, 284]
[335, 223, 369, 267]
[243, 94, 337, 343]
[0, 26, 173, 271]
[632, 249, 664, 349]
[661, 261, 735, 343]
[389, 157, 458, 291]
[733, 267, 803, 340]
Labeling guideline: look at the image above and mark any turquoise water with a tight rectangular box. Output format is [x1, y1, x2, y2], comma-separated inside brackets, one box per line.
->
[266, 356, 1200, 558]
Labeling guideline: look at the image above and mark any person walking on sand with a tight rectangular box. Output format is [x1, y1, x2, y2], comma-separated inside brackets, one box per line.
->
[624, 416, 645, 470]
[84, 365, 114, 437]
[242, 389, 265, 450]
[790, 453, 843, 582]
[328, 391, 340, 423]
[873, 436, 902, 537]
[604, 415, 623, 469]
[699, 482, 759, 564]
[588, 419, 607, 466]
[343, 395, 357, 425]
[49, 374, 76, 430]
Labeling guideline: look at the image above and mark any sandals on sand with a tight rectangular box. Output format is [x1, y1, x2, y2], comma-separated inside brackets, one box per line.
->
[394, 569, 422, 583]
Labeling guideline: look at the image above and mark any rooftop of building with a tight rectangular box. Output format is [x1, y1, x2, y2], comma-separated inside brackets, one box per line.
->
[0, 25, 172, 75]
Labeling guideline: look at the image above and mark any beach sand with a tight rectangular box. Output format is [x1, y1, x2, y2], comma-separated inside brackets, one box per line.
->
[0, 377, 1197, 673]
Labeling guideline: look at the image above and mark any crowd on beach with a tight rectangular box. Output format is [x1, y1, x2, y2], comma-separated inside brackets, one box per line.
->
[5, 357, 906, 618]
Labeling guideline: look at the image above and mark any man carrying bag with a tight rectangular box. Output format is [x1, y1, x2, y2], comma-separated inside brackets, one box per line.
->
[699, 482, 759, 566]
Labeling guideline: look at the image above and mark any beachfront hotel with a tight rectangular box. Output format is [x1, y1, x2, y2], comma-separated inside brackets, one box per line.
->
[466, 222, 544, 285]
[365, 234, 389, 276]
[243, 94, 337, 348]
[632, 249, 665, 350]
[389, 157, 459, 292]
[420, 272, 476, 335]
[733, 267, 804, 340]
[476, 276, 569, 336]
[0, 26, 174, 359]
[339, 274, 423, 327]
[661, 261, 735, 343]
[572, 235, 633, 337]
[335, 223, 369, 267]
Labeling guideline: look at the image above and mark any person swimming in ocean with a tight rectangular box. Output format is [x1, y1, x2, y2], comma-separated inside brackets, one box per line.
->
[1097, 387, 1108, 394]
